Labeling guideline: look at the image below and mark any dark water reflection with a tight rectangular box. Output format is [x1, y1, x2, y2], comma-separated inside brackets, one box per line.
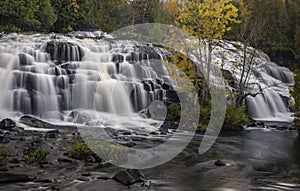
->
[143, 128, 300, 191]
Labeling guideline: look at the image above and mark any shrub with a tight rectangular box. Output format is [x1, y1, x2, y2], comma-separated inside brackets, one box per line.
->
[0, 145, 10, 166]
[198, 103, 211, 131]
[25, 148, 49, 164]
[86, 140, 128, 164]
[67, 135, 127, 163]
[223, 104, 249, 130]
[198, 123, 208, 132]
[68, 142, 93, 160]
[294, 113, 300, 131]
[166, 103, 181, 125]
[33, 135, 43, 144]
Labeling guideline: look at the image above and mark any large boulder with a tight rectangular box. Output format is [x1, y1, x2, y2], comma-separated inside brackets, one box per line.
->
[0, 118, 16, 130]
[113, 169, 144, 186]
[19, 115, 76, 131]
[19, 116, 55, 129]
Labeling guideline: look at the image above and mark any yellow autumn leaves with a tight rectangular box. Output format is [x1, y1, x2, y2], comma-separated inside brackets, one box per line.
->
[176, 0, 240, 41]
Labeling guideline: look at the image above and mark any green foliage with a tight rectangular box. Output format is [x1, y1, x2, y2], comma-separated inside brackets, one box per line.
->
[223, 104, 249, 130]
[67, 135, 127, 163]
[37, 0, 57, 32]
[0, 145, 10, 166]
[0, 24, 21, 32]
[166, 104, 181, 125]
[0, 0, 294, 69]
[85, 139, 128, 164]
[25, 148, 49, 164]
[291, 70, 300, 130]
[96, 0, 131, 33]
[227, 0, 297, 67]
[67, 135, 94, 161]
[176, 0, 240, 41]
[198, 103, 211, 131]
[176, 0, 240, 97]
[33, 135, 43, 144]
[68, 142, 93, 160]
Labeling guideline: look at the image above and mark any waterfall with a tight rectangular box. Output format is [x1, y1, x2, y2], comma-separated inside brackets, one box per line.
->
[246, 89, 293, 122]
[0, 33, 169, 128]
[212, 41, 294, 123]
[0, 32, 295, 126]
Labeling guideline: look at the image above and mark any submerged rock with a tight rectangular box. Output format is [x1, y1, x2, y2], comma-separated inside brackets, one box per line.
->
[214, 160, 226, 167]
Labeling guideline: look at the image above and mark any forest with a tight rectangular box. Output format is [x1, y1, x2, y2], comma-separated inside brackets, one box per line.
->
[0, 0, 300, 70]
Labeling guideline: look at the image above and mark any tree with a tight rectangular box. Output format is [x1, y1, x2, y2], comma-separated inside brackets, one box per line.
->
[36, 0, 57, 32]
[162, 0, 180, 25]
[96, 0, 131, 32]
[176, 0, 239, 97]
[287, 0, 300, 67]
[227, 1, 267, 106]
[126, 0, 165, 25]
[51, 0, 76, 32]
[249, 0, 292, 65]
[0, 0, 41, 32]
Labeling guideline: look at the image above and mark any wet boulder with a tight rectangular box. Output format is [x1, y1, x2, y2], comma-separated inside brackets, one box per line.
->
[19, 116, 55, 129]
[113, 169, 144, 186]
[0, 118, 16, 130]
[214, 160, 226, 167]
[46, 41, 84, 63]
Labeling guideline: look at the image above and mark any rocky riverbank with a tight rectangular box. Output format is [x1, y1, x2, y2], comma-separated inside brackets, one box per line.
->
[1, 117, 300, 191]
[0, 117, 158, 190]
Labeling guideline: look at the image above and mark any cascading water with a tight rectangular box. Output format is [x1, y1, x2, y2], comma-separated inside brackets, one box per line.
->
[213, 41, 294, 123]
[0, 32, 295, 127]
[0, 33, 170, 130]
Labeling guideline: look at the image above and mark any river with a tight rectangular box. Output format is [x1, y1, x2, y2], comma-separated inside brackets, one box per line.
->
[144, 128, 300, 191]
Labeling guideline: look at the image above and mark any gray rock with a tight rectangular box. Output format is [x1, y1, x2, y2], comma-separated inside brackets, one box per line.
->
[45, 130, 59, 139]
[113, 169, 145, 186]
[127, 169, 144, 182]
[19, 116, 55, 128]
[214, 160, 226, 166]
[0, 135, 10, 143]
[34, 179, 55, 183]
[57, 157, 73, 163]
[9, 158, 20, 164]
[0, 173, 35, 183]
[113, 170, 135, 186]
[0, 118, 16, 130]
[85, 155, 96, 163]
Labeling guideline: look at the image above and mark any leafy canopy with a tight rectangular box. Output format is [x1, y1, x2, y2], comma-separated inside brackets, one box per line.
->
[176, 0, 240, 41]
